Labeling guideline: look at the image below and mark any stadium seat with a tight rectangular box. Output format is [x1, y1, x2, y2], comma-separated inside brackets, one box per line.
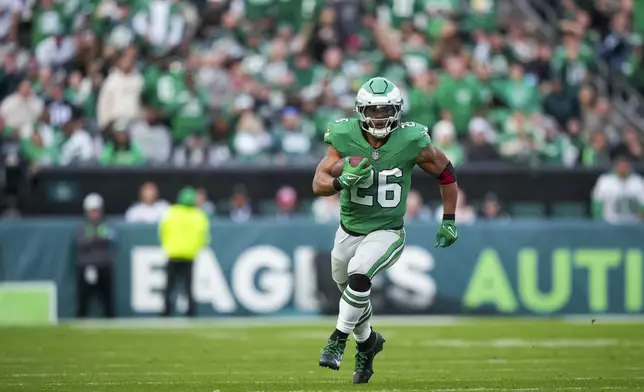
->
[300, 200, 314, 215]
[551, 202, 588, 219]
[259, 200, 313, 217]
[215, 201, 230, 215]
[259, 201, 278, 216]
[510, 202, 546, 218]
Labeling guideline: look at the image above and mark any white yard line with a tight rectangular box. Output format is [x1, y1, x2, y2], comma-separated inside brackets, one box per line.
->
[9, 370, 644, 379]
[3, 357, 637, 368]
[562, 315, 644, 324]
[1, 383, 641, 391]
[65, 315, 474, 329]
[417, 338, 644, 348]
[282, 389, 641, 392]
[58, 314, 644, 331]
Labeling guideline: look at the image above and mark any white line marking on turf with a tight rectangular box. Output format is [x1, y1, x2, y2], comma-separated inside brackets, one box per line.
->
[282, 389, 643, 392]
[60, 315, 533, 329]
[418, 338, 644, 348]
[2, 381, 642, 390]
[4, 357, 635, 369]
[10, 369, 644, 378]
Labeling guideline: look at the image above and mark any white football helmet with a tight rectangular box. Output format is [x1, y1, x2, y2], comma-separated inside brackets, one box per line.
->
[354, 77, 403, 138]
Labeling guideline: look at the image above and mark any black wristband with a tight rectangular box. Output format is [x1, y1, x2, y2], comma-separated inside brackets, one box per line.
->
[332, 178, 343, 191]
[443, 214, 455, 221]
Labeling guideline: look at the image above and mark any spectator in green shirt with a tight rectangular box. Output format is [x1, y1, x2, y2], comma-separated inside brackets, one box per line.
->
[435, 56, 483, 135]
[485, 33, 514, 78]
[540, 123, 577, 167]
[99, 121, 146, 166]
[21, 132, 59, 167]
[552, 34, 595, 92]
[634, 0, 644, 36]
[493, 62, 541, 114]
[291, 52, 322, 89]
[622, 39, 644, 95]
[169, 72, 209, 144]
[498, 111, 540, 164]
[465, 0, 497, 32]
[243, 0, 275, 22]
[143, 61, 185, 116]
[64, 71, 97, 120]
[580, 131, 611, 167]
[31, 0, 66, 47]
[473, 63, 494, 109]
[407, 70, 438, 129]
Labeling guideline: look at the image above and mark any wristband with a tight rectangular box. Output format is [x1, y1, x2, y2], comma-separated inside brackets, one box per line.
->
[333, 178, 343, 191]
[442, 214, 455, 221]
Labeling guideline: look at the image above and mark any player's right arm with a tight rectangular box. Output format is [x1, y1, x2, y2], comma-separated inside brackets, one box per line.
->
[312, 145, 343, 196]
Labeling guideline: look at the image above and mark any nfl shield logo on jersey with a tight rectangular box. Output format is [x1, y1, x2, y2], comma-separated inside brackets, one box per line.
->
[372, 150, 379, 160]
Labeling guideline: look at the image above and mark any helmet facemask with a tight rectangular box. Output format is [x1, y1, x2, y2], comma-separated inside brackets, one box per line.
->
[357, 104, 402, 139]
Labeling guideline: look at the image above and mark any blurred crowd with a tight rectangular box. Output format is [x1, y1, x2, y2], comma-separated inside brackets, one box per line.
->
[118, 156, 644, 223]
[0, 0, 642, 171]
[120, 180, 513, 224]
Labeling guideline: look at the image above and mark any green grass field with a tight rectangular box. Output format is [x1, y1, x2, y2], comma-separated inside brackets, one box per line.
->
[1, 317, 643, 392]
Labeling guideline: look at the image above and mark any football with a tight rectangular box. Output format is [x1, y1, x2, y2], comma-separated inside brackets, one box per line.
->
[331, 156, 369, 178]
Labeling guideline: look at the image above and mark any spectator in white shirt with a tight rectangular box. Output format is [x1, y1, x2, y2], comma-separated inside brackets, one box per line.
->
[125, 182, 170, 223]
[434, 188, 477, 225]
[133, 0, 186, 55]
[19, 111, 55, 147]
[196, 187, 215, 218]
[97, 52, 143, 129]
[228, 184, 252, 223]
[35, 34, 77, 69]
[405, 190, 433, 223]
[312, 193, 340, 223]
[58, 113, 96, 165]
[0, 0, 22, 44]
[0, 80, 44, 129]
[592, 156, 644, 223]
[44, 84, 74, 127]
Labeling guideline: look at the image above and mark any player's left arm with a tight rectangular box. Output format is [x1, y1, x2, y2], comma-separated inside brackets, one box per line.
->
[416, 145, 459, 248]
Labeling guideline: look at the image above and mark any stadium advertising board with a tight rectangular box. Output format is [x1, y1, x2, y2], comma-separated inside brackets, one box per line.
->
[0, 221, 642, 318]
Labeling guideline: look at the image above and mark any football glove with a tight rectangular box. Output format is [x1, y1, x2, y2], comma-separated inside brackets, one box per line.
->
[435, 220, 458, 248]
[338, 158, 372, 188]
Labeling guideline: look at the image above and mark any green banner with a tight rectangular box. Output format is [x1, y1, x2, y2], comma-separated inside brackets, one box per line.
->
[0, 220, 642, 318]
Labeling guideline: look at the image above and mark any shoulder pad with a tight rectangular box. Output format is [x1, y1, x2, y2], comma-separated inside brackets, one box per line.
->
[400, 121, 431, 156]
[324, 117, 356, 145]
[400, 121, 431, 141]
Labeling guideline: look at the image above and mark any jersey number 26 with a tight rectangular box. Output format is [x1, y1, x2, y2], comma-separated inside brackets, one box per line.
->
[351, 168, 402, 208]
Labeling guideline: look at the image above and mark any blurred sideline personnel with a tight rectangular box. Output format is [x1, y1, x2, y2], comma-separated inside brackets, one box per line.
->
[592, 155, 644, 223]
[76, 193, 116, 318]
[312, 77, 458, 384]
[159, 187, 210, 317]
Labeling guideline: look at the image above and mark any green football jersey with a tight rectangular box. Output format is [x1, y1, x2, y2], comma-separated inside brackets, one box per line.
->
[380, 0, 423, 29]
[324, 117, 431, 234]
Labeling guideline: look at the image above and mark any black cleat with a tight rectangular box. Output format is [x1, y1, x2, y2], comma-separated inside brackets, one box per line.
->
[319, 337, 347, 370]
[353, 331, 385, 384]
